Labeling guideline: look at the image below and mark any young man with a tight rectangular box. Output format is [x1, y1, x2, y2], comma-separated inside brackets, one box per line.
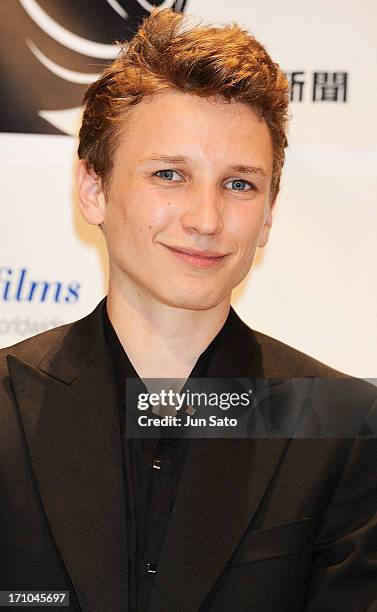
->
[1, 9, 376, 612]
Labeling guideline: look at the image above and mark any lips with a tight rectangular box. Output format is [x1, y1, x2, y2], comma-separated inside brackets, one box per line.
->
[166, 245, 226, 257]
[161, 244, 229, 268]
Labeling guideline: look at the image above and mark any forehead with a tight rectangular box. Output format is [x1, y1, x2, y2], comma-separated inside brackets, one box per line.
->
[114, 90, 274, 175]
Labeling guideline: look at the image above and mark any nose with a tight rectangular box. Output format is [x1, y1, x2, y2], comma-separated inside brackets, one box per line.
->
[180, 185, 223, 236]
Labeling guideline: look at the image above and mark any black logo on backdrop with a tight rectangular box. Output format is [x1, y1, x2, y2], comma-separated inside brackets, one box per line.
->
[286, 71, 348, 103]
[0, 0, 188, 135]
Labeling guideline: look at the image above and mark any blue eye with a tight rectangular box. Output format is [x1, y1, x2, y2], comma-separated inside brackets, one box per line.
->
[155, 170, 180, 181]
[224, 178, 253, 192]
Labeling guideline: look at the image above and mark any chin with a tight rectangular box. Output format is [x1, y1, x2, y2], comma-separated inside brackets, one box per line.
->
[156, 288, 227, 311]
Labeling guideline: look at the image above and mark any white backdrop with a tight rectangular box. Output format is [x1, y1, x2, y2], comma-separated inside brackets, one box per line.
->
[1, 0, 376, 377]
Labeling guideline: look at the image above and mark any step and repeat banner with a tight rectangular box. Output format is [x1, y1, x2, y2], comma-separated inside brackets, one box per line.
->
[1, 0, 376, 377]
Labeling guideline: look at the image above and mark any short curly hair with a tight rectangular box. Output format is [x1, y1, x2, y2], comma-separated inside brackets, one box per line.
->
[78, 9, 289, 199]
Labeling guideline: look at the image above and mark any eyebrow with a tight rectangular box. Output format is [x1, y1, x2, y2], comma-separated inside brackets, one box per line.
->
[140, 155, 267, 178]
[228, 164, 267, 178]
[140, 154, 189, 165]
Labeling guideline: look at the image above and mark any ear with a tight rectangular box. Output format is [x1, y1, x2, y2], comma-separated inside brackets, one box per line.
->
[258, 196, 276, 248]
[76, 160, 107, 226]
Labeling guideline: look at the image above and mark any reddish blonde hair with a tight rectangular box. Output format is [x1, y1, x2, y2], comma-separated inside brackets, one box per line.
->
[78, 9, 289, 198]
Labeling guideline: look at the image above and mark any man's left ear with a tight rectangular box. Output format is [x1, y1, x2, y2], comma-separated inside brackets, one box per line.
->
[258, 199, 275, 248]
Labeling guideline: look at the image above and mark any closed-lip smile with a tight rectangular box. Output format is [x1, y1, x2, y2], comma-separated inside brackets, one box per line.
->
[160, 244, 230, 268]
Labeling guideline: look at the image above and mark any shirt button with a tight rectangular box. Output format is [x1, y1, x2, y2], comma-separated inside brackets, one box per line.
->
[152, 458, 161, 470]
[147, 563, 158, 574]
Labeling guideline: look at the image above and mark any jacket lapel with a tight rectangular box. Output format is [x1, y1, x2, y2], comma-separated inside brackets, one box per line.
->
[149, 308, 290, 612]
[7, 302, 293, 612]
[7, 301, 128, 612]
[149, 437, 288, 612]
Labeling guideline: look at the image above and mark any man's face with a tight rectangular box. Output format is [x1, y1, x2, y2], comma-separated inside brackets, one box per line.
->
[82, 90, 275, 311]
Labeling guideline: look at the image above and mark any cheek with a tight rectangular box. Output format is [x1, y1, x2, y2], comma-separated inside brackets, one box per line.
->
[226, 207, 266, 251]
[145, 198, 175, 231]
[107, 190, 174, 239]
[135, 199, 181, 246]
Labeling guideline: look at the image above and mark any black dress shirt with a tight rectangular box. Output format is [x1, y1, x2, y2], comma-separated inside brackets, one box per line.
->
[102, 301, 230, 611]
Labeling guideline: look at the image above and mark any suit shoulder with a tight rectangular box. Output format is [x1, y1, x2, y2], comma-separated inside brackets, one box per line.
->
[248, 327, 377, 408]
[251, 327, 346, 378]
[0, 297, 108, 368]
[0, 322, 71, 373]
[0, 299, 106, 386]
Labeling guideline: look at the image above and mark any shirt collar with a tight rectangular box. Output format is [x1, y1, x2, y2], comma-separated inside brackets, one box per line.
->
[101, 298, 232, 408]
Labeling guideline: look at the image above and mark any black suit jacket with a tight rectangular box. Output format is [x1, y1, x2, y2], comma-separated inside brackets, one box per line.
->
[1, 300, 376, 611]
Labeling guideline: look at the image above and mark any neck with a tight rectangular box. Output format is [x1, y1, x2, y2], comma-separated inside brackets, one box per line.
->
[106, 277, 230, 379]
